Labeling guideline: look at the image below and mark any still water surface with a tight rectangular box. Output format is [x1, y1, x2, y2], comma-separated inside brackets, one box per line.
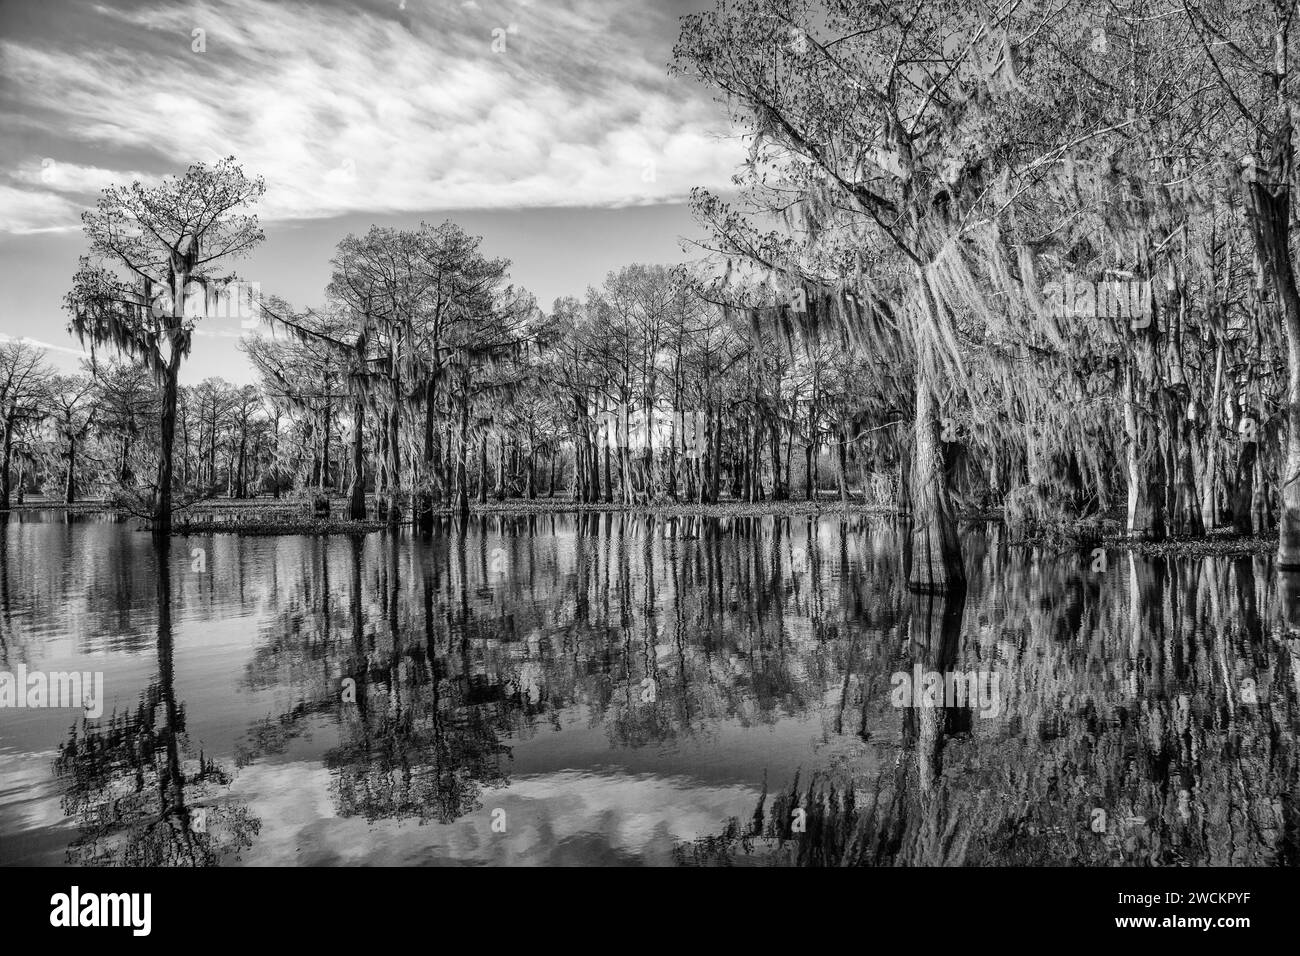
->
[1, 510, 1297, 866]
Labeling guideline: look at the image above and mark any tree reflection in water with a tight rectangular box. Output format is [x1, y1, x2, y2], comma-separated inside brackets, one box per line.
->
[54, 540, 261, 866]
[41, 514, 1300, 866]
[678, 528, 1300, 866]
[231, 513, 867, 831]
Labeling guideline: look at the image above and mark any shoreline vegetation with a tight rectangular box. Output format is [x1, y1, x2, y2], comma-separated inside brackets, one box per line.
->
[0, 497, 1279, 556]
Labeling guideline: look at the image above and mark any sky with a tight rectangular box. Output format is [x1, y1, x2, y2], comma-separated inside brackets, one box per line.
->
[0, 0, 744, 383]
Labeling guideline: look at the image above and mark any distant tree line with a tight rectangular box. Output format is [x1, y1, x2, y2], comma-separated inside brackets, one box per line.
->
[8, 240, 889, 519]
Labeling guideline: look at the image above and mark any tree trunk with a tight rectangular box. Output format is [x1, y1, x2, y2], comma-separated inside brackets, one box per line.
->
[1124, 364, 1166, 540]
[494, 434, 507, 501]
[154, 355, 182, 536]
[769, 420, 786, 500]
[804, 442, 815, 501]
[441, 421, 455, 505]
[589, 407, 602, 504]
[1171, 406, 1203, 536]
[319, 405, 331, 493]
[1199, 341, 1225, 529]
[908, 376, 963, 592]
[476, 431, 489, 504]
[0, 421, 11, 510]
[526, 435, 537, 500]
[348, 399, 367, 521]
[386, 407, 400, 525]
[417, 384, 437, 530]
[456, 390, 470, 514]
[837, 420, 849, 506]
[709, 405, 722, 503]
[1243, 111, 1300, 566]
[608, 404, 620, 504]
[64, 435, 77, 504]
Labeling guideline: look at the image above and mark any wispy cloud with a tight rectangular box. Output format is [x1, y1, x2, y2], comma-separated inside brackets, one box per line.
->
[11, 160, 157, 195]
[0, 0, 741, 235]
[0, 333, 90, 357]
